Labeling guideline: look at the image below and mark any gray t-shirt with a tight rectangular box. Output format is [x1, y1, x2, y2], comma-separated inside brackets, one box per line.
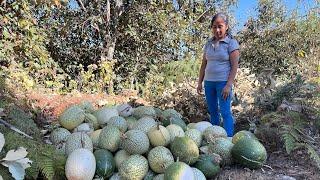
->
[203, 36, 239, 82]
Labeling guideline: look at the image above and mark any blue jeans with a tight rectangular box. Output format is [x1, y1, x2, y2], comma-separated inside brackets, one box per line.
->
[204, 81, 234, 137]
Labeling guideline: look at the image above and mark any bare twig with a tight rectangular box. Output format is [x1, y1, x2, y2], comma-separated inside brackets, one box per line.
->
[192, 6, 213, 24]
[0, 119, 33, 139]
[76, 0, 86, 11]
[263, 164, 273, 171]
[106, 0, 110, 23]
[294, 127, 317, 144]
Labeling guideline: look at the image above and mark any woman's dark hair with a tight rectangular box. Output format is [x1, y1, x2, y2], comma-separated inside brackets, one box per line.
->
[210, 12, 231, 36]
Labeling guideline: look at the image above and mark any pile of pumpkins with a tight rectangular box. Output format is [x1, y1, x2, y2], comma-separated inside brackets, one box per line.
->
[50, 101, 267, 180]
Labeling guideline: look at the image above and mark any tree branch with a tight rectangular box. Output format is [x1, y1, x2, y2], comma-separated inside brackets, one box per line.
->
[106, 0, 110, 24]
[76, 0, 86, 11]
[192, 6, 212, 24]
[0, 119, 33, 139]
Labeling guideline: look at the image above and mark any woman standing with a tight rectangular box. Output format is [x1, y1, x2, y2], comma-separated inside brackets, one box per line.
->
[197, 13, 240, 137]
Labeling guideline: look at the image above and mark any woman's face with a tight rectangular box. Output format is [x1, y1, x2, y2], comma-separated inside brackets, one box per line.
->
[211, 17, 228, 40]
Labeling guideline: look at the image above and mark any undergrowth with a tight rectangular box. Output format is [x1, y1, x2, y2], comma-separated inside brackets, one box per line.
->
[0, 98, 66, 180]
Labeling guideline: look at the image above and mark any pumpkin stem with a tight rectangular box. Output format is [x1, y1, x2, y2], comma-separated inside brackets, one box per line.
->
[80, 132, 85, 148]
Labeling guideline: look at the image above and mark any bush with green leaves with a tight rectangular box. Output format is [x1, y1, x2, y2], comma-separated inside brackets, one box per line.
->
[237, 0, 319, 78]
[0, 1, 65, 91]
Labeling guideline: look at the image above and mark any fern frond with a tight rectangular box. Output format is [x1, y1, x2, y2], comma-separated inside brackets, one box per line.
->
[281, 124, 303, 154]
[37, 148, 66, 180]
[281, 120, 320, 171]
[291, 116, 306, 129]
[53, 152, 67, 178]
[290, 128, 301, 142]
[38, 153, 55, 180]
[305, 144, 320, 170]
[282, 131, 296, 154]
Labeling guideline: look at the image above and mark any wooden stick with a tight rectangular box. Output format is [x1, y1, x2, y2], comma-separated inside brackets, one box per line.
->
[0, 119, 33, 139]
[76, 0, 86, 11]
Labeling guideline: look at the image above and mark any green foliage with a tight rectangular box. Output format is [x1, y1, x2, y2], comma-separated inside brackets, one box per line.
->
[161, 60, 200, 84]
[38, 0, 236, 93]
[238, 0, 319, 77]
[280, 112, 320, 170]
[258, 75, 304, 110]
[1, 0, 318, 96]
[114, 0, 235, 93]
[305, 144, 320, 170]
[0, 99, 66, 179]
[0, 130, 67, 180]
[5, 105, 42, 140]
[37, 149, 67, 180]
[270, 75, 304, 107]
[281, 128, 297, 154]
[0, 0, 64, 90]
[143, 59, 200, 99]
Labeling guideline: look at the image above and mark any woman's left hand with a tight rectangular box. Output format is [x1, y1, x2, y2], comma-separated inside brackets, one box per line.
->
[222, 85, 231, 100]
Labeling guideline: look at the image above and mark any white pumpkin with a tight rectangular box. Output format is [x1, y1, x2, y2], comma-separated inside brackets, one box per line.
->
[65, 148, 96, 180]
[195, 121, 213, 133]
[116, 103, 133, 117]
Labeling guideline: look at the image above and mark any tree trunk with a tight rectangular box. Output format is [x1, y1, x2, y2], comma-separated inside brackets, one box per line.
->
[102, 0, 123, 94]
[101, 0, 123, 61]
[101, 36, 116, 62]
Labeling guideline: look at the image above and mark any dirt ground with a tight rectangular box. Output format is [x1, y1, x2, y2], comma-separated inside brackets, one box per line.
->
[216, 149, 319, 180]
[23, 91, 320, 180]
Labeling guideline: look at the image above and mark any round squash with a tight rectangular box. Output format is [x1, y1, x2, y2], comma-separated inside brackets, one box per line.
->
[194, 121, 212, 133]
[98, 125, 121, 152]
[148, 146, 174, 173]
[65, 132, 93, 156]
[209, 137, 234, 166]
[65, 148, 96, 180]
[84, 113, 99, 130]
[231, 137, 267, 169]
[192, 168, 206, 180]
[164, 162, 195, 180]
[122, 130, 150, 155]
[117, 103, 133, 117]
[132, 116, 157, 134]
[132, 106, 156, 119]
[108, 116, 128, 133]
[94, 107, 118, 127]
[193, 154, 220, 178]
[147, 125, 171, 147]
[94, 149, 115, 178]
[50, 127, 71, 145]
[73, 123, 94, 134]
[232, 130, 257, 144]
[119, 154, 149, 180]
[185, 129, 202, 147]
[114, 150, 130, 169]
[79, 100, 95, 113]
[170, 137, 199, 165]
[166, 124, 185, 142]
[203, 125, 227, 143]
[59, 105, 85, 130]
[89, 129, 102, 148]
[126, 116, 138, 130]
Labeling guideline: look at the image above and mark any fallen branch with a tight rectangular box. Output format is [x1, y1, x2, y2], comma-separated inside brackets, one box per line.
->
[0, 119, 33, 139]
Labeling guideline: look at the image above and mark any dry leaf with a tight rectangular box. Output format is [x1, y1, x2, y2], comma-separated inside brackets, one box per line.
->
[0, 132, 4, 152]
[15, 158, 32, 169]
[8, 162, 25, 180]
[2, 147, 28, 161]
[2, 157, 32, 169]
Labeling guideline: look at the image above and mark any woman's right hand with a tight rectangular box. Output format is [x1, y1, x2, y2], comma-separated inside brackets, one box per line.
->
[197, 83, 203, 95]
